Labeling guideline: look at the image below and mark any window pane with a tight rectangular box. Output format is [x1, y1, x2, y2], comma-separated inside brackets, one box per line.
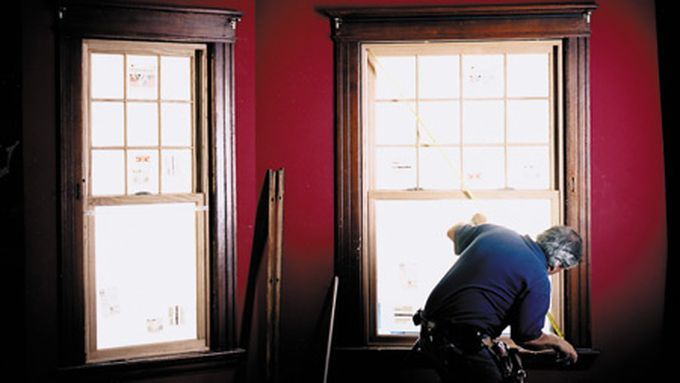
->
[374, 147, 416, 190]
[462, 55, 504, 98]
[91, 54, 124, 99]
[127, 55, 158, 100]
[419, 101, 460, 146]
[374, 56, 416, 100]
[127, 102, 159, 147]
[94, 203, 198, 349]
[419, 147, 461, 190]
[162, 149, 193, 193]
[508, 100, 550, 144]
[463, 147, 505, 189]
[91, 102, 124, 147]
[128, 150, 159, 195]
[91, 150, 125, 196]
[507, 54, 549, 97]
[374, 102, 416, 145]
[507, 146, 551, 190]
[161, 56, 191, 101]
[161, 103, 192, 147]
[463, 100, 504, 144]
[418, 55, 460, 99]
[374, 198, 554, 335]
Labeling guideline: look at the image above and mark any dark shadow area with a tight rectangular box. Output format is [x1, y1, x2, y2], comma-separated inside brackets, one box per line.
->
[2, 1, 25, 379]
[656, 0, 676, 373]
[296, 275, 336, 382]
[330, 347, 441, 383]
[236, 171, 273, 382]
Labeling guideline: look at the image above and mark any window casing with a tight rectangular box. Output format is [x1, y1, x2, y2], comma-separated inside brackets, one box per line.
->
[323, 3, 595, 348]
[58, 2, 242, 368]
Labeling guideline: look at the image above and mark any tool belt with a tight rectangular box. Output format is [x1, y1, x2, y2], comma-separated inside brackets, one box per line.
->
[413, 309, 527, 383]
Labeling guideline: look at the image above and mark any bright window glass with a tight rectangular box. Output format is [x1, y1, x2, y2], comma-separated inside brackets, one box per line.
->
[94, 203, 198, 349]
[91, 150, 125, 196]
[374, 56, 416, 100]
[91, 102, 124, 147]
[161, 56, 192, 101]
[91, 54, 124, 99]
[161, 103, 192, 147]
[418, 55, 460, 99]
[127, 102, 159, 147]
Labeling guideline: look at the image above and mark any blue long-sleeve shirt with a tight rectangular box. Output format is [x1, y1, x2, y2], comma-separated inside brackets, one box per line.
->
[424, 224, 550, 342]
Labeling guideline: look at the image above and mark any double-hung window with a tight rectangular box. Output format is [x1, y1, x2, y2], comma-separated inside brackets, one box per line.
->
[324, 3, 595, 348]
[83, 40, 209, 361]
[58, 2, 241, 369]
[366, 41, 564, 338]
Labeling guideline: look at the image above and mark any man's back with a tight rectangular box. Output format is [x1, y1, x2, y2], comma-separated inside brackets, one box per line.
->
[423, 224, 550, 341]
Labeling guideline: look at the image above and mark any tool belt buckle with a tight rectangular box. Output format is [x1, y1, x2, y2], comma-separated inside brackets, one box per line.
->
[483, 337, 526, 383]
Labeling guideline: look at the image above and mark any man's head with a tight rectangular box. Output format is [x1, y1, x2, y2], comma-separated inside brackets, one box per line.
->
[536, 226, 582, 272]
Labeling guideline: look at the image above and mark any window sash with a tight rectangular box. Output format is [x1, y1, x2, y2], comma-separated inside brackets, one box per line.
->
[84, 197, 209, 361]
[366, 191, 563, 342]
[82, 40, 209, 362]
[83, 40, 205, 199]
[364, 41, 561, 194]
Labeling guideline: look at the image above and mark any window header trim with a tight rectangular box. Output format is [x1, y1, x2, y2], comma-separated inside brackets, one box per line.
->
[58, 1, 243, 42]
[321, 3, 597, 41]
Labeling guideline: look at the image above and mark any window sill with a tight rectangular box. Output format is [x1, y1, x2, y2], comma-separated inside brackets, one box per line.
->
[57, 349, 246, 381]
[333, 346, 599, 371]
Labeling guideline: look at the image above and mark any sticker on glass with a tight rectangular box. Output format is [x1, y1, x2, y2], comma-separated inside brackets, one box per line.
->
[98, 287, 121, 318]
[128, 150, 159, 194]
[127, 55, 158, 100]
[168, 304, 184, 326]
[146, 317, 164, 333]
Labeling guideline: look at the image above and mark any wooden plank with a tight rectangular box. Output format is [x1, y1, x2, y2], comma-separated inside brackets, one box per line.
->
[274, 169, 284, 371]
[323, 276, 340, 383]
[265, 168, 284, 383]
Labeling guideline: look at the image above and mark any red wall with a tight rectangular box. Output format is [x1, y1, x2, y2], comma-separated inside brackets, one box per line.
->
[589, 0, 666, 377]
[255, 0, 667, 381]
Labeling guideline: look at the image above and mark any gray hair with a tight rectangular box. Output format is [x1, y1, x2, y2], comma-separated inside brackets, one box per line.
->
[536, 226, 582, 269]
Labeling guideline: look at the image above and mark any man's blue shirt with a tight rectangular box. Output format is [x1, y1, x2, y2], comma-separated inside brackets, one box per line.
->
[423, 223, 550, 342]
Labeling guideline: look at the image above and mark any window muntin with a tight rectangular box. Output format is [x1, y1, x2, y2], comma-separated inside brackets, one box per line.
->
[364, 41, 564, 339]
[83, 40, 208, 361]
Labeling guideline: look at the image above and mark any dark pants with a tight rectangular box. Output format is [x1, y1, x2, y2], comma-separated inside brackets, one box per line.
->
[418, 325, 503, 383]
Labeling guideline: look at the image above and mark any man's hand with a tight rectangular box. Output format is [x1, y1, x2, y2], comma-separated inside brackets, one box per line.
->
[471, 213, 487, 225]
[554, 337, 578, 364]
[521, 332, 578, 364]
[447, 213, 487, 242]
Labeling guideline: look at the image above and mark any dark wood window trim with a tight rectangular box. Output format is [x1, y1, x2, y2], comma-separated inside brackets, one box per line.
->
[322, 2, 596, 351]
[57, 0, 243, 373]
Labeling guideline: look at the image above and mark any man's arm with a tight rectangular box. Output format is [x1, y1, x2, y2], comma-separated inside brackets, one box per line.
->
[520, 332, 578, 363]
